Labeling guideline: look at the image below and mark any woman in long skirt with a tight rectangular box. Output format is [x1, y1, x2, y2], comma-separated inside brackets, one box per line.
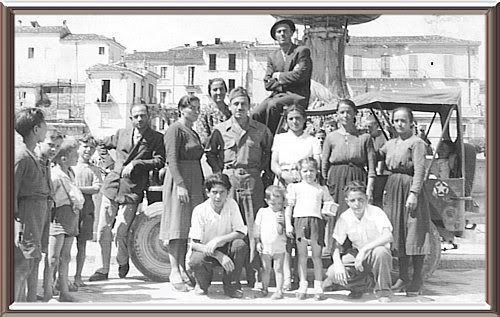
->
[160, 95, 205, 292]
[321, 99, 376, 254]
[380, 107, 431, 296]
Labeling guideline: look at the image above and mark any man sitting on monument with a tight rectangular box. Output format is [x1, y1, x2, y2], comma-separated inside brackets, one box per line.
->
[252, 19, 313, 135]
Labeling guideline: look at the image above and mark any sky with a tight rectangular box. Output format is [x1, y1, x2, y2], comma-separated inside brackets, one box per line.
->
[15, 13, 486, 77]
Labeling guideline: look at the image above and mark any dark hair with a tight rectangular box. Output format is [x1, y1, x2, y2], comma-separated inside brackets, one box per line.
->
[178, 95, 200, 112]
[343, 180, 367, 196]
[15, 107, 46, 137]
[208, 78, 228, 97]
[264, 185, 286, 201]
[53, 136, 79, 164]
[337, 99, 358, 114]
[392, 107, 414, 124]
[285, 104, 307, 120]
[130, 103, 149, 116]
[204, 173, 232, 191]
[46, 127, 64, 141]
[78, 134, 97, 148]
[315, 129, 326, 136]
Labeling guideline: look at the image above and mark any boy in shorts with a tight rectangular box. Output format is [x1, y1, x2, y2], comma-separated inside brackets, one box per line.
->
[72, 135, 102, 287]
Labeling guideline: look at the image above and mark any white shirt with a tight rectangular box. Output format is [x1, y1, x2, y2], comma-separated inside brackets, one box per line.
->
[286, 181, 333, 219]
[189, 198, 247, 244]
[272, 130, 321, 168]
[254, 207, 287, 255]
[333, 204, 393, 250]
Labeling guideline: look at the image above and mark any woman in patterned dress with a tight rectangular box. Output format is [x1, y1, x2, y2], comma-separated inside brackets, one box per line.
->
[160, 95, 205, 292]
[321, 99, 376, 254]
[380, 107, 430, 296]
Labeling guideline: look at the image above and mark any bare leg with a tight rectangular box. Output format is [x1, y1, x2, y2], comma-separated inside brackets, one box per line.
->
[58, 236, 76, 302]
[260, 254, 272, 292]
[273, 253, 285, 294]
[74, 239, 87, 286]
[47, 235, 64, 296]
[295, 239, 309, 294]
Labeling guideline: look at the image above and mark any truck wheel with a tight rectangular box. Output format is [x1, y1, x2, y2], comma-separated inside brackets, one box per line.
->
[128, 202, 170, 282]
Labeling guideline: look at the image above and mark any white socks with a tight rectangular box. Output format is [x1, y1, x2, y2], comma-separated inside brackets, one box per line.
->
[314, 280, 323, 294]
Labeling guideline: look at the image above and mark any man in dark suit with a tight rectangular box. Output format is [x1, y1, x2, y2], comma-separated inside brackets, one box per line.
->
[252, 19, 313, 135]
[89, 104, 165, 281]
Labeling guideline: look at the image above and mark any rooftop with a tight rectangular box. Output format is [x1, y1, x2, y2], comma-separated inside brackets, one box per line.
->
[86, 63, 143, 77]
[15, 25, 70, 37]
[349, 35, 481, 46]
[61, 34, 126, 49]
[125, 48, 204, 66]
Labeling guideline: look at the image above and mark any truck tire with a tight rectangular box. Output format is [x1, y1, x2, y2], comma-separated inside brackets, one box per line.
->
[128, 202, 170, 282]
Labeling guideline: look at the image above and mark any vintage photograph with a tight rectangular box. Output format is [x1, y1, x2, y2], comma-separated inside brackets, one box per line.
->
[11, 9, 488, 310]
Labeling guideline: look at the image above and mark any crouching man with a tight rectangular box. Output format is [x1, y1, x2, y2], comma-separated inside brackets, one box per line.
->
[322, 181, 393, 302]
[188, 173, 250, 298]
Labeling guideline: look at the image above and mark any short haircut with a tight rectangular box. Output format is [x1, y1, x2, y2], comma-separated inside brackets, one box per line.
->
[177, 95, 200, 111]
[78, 134, 97, 148]
[265, 185, 286, 201]
[297, 156, 319, 171]
[285, 104, 307, 120]
[15, 107, 46, 137]
[365, 115, 378, 124]
[228, 86, 251, 103]
[392, 106, 414, 124]
[337, 99, 358, 114]
[315, 129, 326, 135]
[344, 180, 367, 196]
[53, 136, 79, 164]
[130, 103, 149, 116]
[204, 173, 232, 192]
[208, 78, 228, 97]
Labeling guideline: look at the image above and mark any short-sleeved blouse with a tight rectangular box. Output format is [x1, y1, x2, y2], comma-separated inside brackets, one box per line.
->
[272, 130, 321, 167]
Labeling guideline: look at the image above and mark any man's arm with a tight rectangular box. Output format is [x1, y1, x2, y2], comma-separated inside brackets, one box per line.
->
[205, 128, 224, 173]
[326, 240, 348, 286]
[260, 126, 274, 173]
[264, 54, 281, 92]
[131, 132, 166, 171]
[354, 227, 392, 272]
[276, 47, 312, 85]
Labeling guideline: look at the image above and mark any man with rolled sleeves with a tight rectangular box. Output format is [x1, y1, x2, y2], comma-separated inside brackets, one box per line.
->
[206, 87, 274, 288]
[252, 19, 313, 135]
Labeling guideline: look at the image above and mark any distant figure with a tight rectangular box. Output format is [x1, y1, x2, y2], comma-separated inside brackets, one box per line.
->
[418, 125, 433, 155]
[252, 19, 313, 135]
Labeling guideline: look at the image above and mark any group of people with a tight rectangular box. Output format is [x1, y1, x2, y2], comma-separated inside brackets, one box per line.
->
[14, 19, 434, 304]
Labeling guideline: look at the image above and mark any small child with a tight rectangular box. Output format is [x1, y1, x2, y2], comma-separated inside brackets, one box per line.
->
[14, 108, 49, 302]
[254, 185, 287, 300]
[72, 135, 102, 288]
[285, 157, 335, 301]
[34, 128, 64, 301]
[48, 137, 85, 302]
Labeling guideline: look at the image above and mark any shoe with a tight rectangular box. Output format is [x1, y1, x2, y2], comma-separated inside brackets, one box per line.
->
[296, 292, 307, 300]
[88, 272, 108, 282]
[259, 289, 269, 297]
[406, 290, 423, 297]
[314, 293, 326, 301]
[406, 279, 423, 297]
[172, 282, 189, 292]
[271, 291, 284, 300]
[118, 264, 130, 278]
[68, 282, 78, 292]
[347, 291, 364, 299]
[391, 279, 408, 292]
[194, 285, 207, 296]
[441, 242, 458, 252]
[224, 287, 244, 299]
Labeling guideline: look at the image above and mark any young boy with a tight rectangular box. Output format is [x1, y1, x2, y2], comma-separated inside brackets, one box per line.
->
[14, 107, 49, 302]
[34, 128, 64, 301]
[254, 185, 287, 300]
[72, 135, 102, 287]
[188, 173, 249, 298]
[48, 137, 85, 302]
[322, 181, 393, 302]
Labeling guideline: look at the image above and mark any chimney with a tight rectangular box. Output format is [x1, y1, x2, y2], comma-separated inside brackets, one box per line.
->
[215, 38, 221, 45]
[196, 40, 203, 47]
[30, 21, 40, 28]
[113, 37, 116, 41]
[133, 50, 137, 54]
[18, 20, 22, 26]
[63, 20, 67, 26]
[184, 44, 190, 47]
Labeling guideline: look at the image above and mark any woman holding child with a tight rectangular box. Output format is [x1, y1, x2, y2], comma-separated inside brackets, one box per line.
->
[160, 95, 205, 292]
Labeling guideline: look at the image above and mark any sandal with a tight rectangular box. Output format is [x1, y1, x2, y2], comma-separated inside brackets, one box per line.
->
[465, 221, 477, 230]
[441, 242, 458, 251]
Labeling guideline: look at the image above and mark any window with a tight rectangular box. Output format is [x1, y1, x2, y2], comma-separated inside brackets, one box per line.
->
[28, 47, 34, 59]
[160, 91, 167, 104]
[160, 66, 167, 79]
[353, 55, 362, 77]
[229, 54, 236, 71]
[101, 80, 110, 102]
[209, 54, 216, 71]
[188, 66, 195, 86]
[381, 55, 391, 78]
[228, 79, 236, 92]
[444, 55, 454, 78]
[133, 83, 136, 99]
[409, 55, 418, 78]
[100, 110, 110, 127]
[148, 84, 155, 103]
[99, 47, 105, 55]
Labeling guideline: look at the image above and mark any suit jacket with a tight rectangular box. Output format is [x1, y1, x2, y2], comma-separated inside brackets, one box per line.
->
[101, 127, 165, 204]
[264, 44, 313, 105]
